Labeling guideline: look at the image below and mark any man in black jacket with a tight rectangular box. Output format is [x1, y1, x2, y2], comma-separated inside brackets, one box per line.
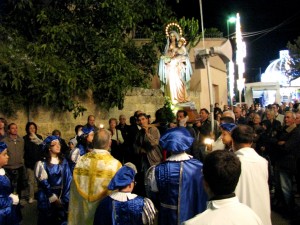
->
[233, 106, 247, 125]
[277, 111, 300, 218]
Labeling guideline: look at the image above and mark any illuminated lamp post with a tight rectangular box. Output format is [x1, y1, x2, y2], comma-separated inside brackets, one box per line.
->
[227, 16, 236, 39]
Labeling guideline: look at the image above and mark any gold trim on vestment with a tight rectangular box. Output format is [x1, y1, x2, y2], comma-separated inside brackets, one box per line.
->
[73, 152, 121, 202]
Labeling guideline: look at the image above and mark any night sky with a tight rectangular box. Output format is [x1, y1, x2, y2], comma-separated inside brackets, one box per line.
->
[168, 0, 300, 82]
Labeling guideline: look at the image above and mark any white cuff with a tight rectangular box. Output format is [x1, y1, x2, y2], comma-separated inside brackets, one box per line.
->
[49, 194, 58, 203]
[0, 168, 5, 175]
[9, 194, 19, 205]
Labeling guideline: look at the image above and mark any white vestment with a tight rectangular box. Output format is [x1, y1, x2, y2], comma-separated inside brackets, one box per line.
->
[235, 147, 272, 225]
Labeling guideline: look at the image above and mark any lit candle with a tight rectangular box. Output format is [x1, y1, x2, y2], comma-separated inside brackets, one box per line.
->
[204, 138, 214, 152]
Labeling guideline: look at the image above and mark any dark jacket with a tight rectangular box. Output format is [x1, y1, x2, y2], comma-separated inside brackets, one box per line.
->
[278, 125, 300, 173]
[235, 116, 247, 125]
[23, 134, 43, 169]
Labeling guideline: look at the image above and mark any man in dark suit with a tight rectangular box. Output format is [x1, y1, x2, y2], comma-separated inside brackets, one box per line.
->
[233, 106, 247, 125]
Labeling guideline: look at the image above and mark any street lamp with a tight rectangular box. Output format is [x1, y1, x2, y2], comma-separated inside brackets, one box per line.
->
[227, 16, 236, 39]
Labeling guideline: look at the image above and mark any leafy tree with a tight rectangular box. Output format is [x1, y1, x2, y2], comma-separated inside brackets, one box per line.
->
[287, 36, 300, 80]
[0, 0, 208, 118]
[0, 0, 174, 117]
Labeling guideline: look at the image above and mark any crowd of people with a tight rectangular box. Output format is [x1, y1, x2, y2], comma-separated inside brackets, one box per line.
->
[1, 101, 300, 224]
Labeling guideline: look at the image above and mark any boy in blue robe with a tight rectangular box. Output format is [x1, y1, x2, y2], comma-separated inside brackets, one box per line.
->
[93, 163, 157, 225]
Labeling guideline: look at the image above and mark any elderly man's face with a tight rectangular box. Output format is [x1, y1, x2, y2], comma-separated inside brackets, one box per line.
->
[284, 113, 295, 127]
[233, 108, 242, 118]
[88, 116, 95, 126]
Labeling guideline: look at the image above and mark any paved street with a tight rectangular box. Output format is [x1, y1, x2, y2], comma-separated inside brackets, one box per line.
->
[21, 201, 292, 225]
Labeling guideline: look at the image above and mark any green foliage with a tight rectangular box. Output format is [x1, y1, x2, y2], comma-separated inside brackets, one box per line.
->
[0, 0, 173, 118]
[0, 25, 90, 117]
[0, 0, 222, 118]
[204, 27, 223, 38]
[153, 97, 175, 126]
[179, 17, 202, 50]
[287, 36, 300, 79]
[162, 97, 176, 123]
[153, 18, 222, 54]
[152, 17, 201, 54]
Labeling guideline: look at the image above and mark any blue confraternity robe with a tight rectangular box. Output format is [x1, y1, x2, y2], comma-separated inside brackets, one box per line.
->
[152, 154, 207, 225]
[0, 173, 20, 225]
[94, 194, 145, 225]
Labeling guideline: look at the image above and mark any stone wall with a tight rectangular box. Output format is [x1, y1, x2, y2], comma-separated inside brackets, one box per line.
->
[0, 88, 165, 141]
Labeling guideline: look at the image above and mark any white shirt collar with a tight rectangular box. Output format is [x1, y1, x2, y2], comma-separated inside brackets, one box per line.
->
[166, 152, 192, 161]
[235, 147, 256, 155]
[208, 196, 239, 209]
[110, 192, 137, 202]
[235, 147, 261, 162]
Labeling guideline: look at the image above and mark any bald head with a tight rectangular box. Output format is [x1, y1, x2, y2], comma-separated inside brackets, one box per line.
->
[93, 129, 111, 150]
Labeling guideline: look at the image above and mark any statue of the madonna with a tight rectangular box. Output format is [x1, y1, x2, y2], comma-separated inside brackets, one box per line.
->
[158, 23, 193, 105]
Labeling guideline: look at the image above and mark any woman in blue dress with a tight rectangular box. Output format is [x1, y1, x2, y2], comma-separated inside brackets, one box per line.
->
[35, 136, 72, 225]
[0, 142, 20, 225]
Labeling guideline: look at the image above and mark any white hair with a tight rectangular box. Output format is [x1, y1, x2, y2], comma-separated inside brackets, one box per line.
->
[222, 110, 235, 120]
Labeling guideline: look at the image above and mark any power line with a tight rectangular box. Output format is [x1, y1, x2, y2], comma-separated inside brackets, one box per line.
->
[243, 11, 300, 43]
